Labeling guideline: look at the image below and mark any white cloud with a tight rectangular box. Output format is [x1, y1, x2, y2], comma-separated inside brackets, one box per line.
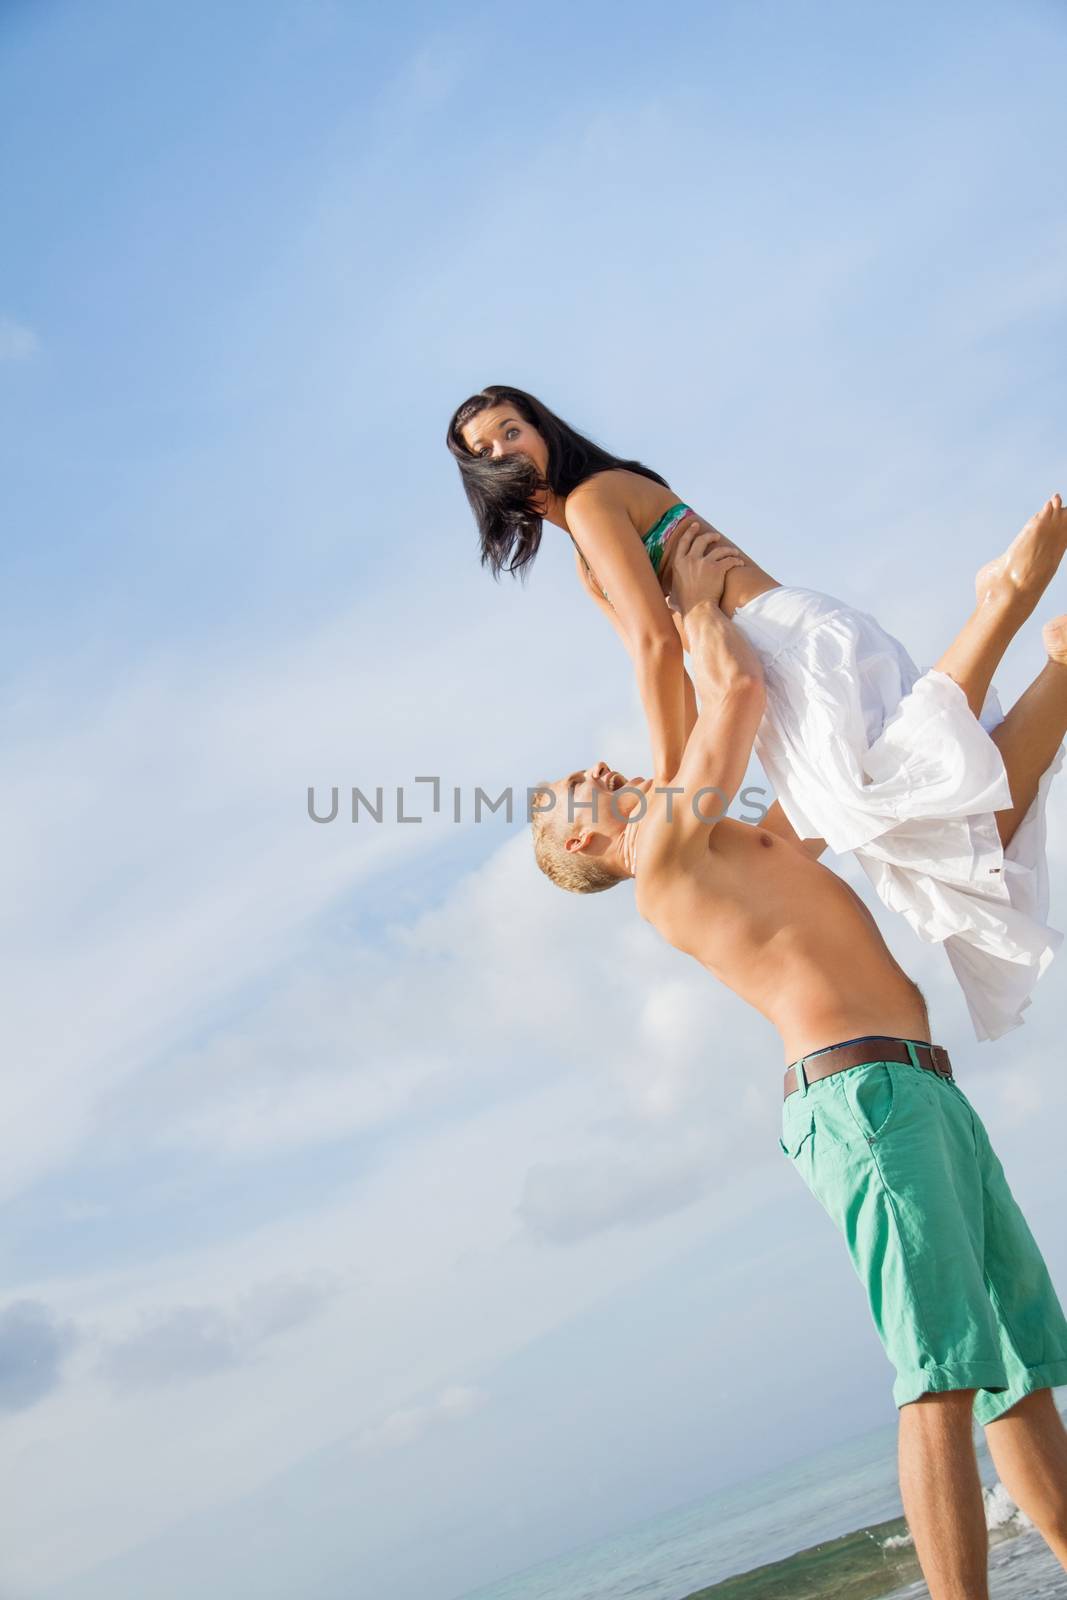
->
[392, 41, 467, 115]
[0, 1066, 793, 1594]
[122, 815, 777, 1172]
[0, 315, 38, 362]
[96, 1274, 339, 1390]
[350, 1384, 489, 1457]
[516, 1139, 716, 1244]
[6, 14, 1067, 1598]
[0, 556, 624, 1201]
[0, 1300, 78, 1413]
[4, 550, 1062, 1587]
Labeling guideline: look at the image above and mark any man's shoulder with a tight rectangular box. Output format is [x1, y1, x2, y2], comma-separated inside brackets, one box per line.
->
[637, 812, 757, 908]
[638, 790, 741, 865]
[634, 834, 710, 917]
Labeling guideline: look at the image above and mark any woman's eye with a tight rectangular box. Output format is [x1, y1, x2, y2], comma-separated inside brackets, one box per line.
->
[506, 428, 520, 440]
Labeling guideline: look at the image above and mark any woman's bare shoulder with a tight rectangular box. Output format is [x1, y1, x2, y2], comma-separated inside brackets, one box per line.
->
[565, 470, 630, 512]
[566, 469, 677, 523]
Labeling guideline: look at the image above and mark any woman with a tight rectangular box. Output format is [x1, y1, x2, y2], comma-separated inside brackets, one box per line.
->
[448, 384, 775, 784]
[447, 384, 1067, 1039]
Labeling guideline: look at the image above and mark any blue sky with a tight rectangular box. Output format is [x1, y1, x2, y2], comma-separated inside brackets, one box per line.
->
[2, 1, 1067, 1596]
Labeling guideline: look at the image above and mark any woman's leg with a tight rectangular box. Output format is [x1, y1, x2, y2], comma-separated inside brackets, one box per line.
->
[933, 496, 1067, 718]
[988, 618, 1067, 848]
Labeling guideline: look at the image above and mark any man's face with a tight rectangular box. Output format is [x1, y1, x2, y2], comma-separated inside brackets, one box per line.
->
[540, 760, 652, 854]
[460, 405, 550, 477]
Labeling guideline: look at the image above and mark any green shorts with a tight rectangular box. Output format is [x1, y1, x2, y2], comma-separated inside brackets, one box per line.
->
[780, 1046, 1067, 1424]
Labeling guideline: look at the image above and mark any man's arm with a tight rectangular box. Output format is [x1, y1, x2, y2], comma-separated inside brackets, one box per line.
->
[665, 539, 825, 864]
[640, 580, 765, 877]
[678, 674, 826, 860]
[679, 675, 825, 861]
[760, 800, 828, 861]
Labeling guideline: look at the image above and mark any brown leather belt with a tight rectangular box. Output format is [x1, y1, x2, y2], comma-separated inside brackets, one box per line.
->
[783, 1036, 953, 1100]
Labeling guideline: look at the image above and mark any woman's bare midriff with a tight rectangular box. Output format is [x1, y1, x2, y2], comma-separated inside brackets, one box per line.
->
[678, 820, 932, 1064]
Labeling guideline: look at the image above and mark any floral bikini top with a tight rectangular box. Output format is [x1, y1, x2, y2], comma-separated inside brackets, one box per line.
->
[577, 501, 693, 606]
[642, 502, 693, 575]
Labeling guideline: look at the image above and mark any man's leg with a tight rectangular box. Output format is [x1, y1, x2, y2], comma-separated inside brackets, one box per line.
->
[898, 1392, 990, 1600]
[933, 495, 1067, 718]
[984, 1389, 1067, 1566]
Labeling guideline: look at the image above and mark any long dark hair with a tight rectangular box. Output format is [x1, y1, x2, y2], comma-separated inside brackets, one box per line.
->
[446, 385, 668, 578]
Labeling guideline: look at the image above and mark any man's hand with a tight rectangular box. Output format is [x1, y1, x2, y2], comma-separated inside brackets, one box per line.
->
[668, 519, 745, 619]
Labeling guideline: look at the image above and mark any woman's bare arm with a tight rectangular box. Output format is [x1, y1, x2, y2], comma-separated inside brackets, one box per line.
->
[567, 476, 687, 782]
[577, 548, 701, 767]
[574, 546, 629, 643]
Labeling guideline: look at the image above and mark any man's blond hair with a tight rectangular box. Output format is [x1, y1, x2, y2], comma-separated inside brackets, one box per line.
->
[530, 800, 625, 895]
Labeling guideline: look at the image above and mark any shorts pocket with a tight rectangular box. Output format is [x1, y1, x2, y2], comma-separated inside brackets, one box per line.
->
[780, 1107, 816, 1160]
[943, 1076, 981, 1153]
[843, 1062, 897, 1143]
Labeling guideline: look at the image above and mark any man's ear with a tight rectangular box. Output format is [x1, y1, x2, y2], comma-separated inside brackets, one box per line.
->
[564, 831, 590, 855]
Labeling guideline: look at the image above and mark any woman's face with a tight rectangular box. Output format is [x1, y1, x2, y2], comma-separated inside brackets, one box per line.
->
[460, 405, 549, 476]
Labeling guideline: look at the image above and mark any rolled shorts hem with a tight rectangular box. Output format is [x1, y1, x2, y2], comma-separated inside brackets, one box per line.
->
[894, 1361, 1012, 1409]
[894, 1358, 1067, 1417]
[974, 1359, 1067, 1426]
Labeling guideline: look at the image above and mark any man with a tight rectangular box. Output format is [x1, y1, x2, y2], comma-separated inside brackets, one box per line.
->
[530, 525, 1067, 1600]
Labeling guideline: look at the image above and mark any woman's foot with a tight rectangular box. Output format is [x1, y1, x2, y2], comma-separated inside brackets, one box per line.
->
[1043, 614, 1067, 666]
[975, 495, 1067, 612]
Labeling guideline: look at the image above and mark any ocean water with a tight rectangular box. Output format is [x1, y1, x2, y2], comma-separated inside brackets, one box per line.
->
[884, 1529, 1067, 1600]
[451, 1395, 1067, 1600]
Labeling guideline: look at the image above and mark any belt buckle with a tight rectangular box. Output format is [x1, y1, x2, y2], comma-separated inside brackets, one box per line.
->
[929, 1045, 953, 1080]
